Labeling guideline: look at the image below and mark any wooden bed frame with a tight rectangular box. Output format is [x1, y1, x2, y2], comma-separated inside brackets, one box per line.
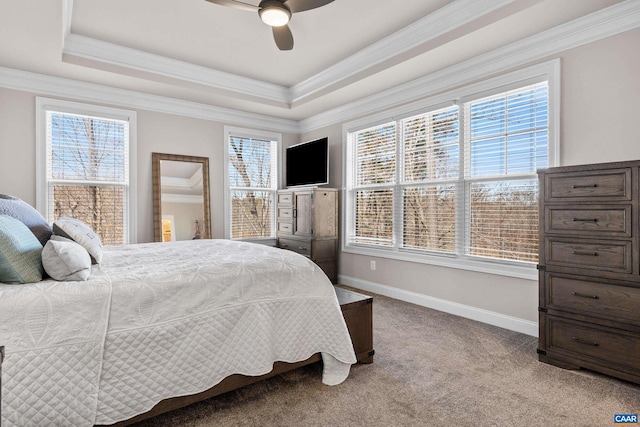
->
[99, 287, 374, 426]
[100, 353, 322, 426]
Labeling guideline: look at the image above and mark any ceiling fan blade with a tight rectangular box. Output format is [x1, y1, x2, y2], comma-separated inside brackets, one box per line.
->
[204, 0, 259, 12]
[272, 25, 294, 51]
[284, 0, 334, 13]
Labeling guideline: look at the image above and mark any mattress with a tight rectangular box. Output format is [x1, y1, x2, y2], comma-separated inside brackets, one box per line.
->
[0, 239, 356, 426]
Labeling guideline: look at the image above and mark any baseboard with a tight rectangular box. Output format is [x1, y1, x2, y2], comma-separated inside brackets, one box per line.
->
[338, 275, 538, 337]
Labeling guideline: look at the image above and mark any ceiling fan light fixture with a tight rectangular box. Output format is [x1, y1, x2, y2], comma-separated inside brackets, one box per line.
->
[259, 1, 291, 27]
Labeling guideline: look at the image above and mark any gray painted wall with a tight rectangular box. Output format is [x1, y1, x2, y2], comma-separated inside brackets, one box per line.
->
[296, 28, 640, 327]
[1, 28, 638, 331]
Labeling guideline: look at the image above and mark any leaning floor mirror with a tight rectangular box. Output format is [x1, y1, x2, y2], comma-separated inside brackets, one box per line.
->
[152, 153, 211, 242]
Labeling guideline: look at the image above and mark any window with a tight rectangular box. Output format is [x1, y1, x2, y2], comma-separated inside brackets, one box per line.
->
[344, 63, 557, 277]
[36, 98, 137, 245]
[224, 127, 280, 240]
[464, 84, 548, 262]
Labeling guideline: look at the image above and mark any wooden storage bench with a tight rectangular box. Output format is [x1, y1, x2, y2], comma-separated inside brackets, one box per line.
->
[335, 287, 374, 364]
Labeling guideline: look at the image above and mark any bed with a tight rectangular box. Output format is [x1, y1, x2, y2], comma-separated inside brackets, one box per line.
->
[0, 221, 356, 426]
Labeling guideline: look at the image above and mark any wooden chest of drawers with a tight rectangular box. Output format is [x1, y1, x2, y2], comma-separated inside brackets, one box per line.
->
[538, 161, 640, 384]
[1, 345, 4, 419]
[276, 188, 338, 283]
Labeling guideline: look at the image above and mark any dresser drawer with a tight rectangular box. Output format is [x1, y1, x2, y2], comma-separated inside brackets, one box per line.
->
[544, 168, 631, 201]
[545, 274, 640, 323]
[278, 207, 293, 219]
[278, 192, 293, 205]
[544, 238, 632, 273]
[547, 316, 640, 372]
[278, 222, 293, 234]
[544, 205, 631, 237]
[278, 238, 311, 257]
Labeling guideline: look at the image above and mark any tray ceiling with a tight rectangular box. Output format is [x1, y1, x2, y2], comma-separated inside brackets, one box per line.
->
[0, 0, 628, 122]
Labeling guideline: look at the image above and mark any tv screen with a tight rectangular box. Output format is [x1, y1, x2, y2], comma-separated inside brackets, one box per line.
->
[286, 137, 328, 187]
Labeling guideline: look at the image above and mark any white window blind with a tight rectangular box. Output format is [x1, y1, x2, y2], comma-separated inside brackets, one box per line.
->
[355, 123, 396, 186]
[345, 79, 550, 268]
[402, 108, 459, 182]
[44, 110, 131, 245]
[464, 82, 548, 262]
[403, 184, 456, 253]
[401, 106, 459, 254]
[350, 123, 396, 246]
[227, 134, 278, 240]
[354, 189, 394, 247]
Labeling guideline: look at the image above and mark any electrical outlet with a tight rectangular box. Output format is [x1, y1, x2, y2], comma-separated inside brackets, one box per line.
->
[370, 260, 376, 270]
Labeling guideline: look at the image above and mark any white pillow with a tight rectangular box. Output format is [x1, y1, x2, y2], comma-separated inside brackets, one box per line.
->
[53, 217, 103, 264]
[50, 235, 76, 244]
[42, 239, 92, 281]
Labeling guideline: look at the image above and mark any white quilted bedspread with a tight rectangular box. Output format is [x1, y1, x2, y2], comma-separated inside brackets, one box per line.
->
[0, 239, 356, 426]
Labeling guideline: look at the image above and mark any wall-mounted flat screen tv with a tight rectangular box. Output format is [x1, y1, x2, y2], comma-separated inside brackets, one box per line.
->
[286, 137, 328, 187]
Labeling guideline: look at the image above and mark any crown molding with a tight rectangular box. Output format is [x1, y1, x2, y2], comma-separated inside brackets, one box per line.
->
[299, 0, 640, 133]
[62, 0, 73, 40]
[160, 177, 201, 190]
[3, 1, 637, 137]
[289, 0, 517, 105]
[62, 33, 291, 107]
[60, 0, 520, 108]
[0, 66, 300, 134]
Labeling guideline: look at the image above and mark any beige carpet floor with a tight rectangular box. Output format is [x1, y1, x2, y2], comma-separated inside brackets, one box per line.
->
[134, 289, 640, 427]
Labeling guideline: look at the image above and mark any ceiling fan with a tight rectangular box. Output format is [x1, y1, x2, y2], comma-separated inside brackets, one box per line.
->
[204, 0, 335, 51]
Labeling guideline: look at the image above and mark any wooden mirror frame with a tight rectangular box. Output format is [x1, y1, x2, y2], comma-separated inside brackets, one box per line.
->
[152, 152, 211, 242]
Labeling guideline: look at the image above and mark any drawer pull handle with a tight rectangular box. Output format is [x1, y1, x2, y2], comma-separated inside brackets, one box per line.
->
[572, 184, 598, 189]
[280, 244, 288, 248]
[298, 247, 308, 251]
[571, 292, 599, 299]
[571, 250, 599, 256]
[571, 337, 599, 347]
[571, 218, 598, 223]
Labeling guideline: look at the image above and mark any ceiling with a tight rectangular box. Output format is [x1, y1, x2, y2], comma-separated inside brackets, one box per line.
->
[0, 0, 628, 122]
[160, 160, 203, 196]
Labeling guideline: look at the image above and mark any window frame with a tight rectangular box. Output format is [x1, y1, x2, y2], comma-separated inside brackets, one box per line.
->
[342, 60, 560, 280]
[35, 97, 138, 245]
[223, 126, 282, 241]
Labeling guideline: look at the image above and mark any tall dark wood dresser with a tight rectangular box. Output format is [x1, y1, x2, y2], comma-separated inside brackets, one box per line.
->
[1, 345, 4, 419]
[537, 160, 640, 384]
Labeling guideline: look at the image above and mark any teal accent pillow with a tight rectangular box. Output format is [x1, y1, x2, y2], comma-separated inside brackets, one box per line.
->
[0, 214, 44, 284]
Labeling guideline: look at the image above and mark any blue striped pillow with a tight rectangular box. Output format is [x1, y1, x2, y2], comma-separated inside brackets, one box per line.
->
[0, 214, 44, 284]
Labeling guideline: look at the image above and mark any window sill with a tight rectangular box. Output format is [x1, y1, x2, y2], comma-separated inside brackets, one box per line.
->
[342, 244, 538, 280]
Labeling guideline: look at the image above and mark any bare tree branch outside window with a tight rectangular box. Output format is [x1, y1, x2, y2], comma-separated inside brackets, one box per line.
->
[228, 136, 277, 239]
[48, 112, 129, 246]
